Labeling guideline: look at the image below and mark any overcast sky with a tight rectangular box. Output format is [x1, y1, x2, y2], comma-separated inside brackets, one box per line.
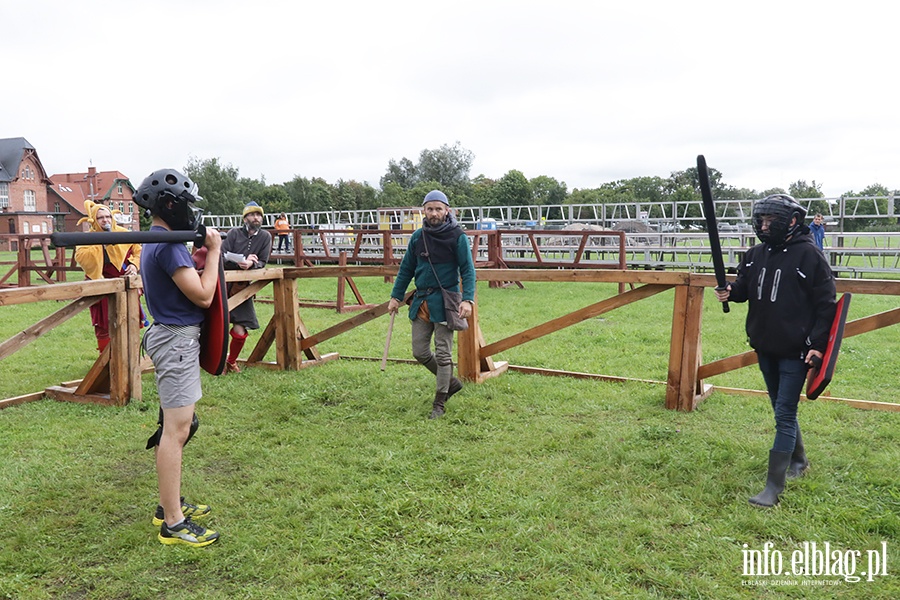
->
[6, 1, 896, 198]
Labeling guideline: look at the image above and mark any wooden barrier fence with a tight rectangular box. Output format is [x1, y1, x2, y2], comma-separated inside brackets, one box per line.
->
[1, 267, 899, 412]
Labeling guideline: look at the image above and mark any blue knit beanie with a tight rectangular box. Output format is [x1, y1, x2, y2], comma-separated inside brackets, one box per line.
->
[422, 190, 449, 206]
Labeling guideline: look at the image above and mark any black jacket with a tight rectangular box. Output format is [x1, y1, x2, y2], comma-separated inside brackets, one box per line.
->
[728, 231, 836, 358]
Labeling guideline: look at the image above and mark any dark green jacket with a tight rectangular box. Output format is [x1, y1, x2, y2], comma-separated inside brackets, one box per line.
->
[391, 227, 476, 322]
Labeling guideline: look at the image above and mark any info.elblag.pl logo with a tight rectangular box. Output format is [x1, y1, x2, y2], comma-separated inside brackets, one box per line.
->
[742, 541, 889, 585]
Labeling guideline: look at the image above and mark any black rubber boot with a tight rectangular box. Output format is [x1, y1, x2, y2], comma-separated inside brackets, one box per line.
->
[787, 430, 809, 479]
[749, 450, 792, 508]
[448, 377, 463, 399]
[429, 392, 449, 419]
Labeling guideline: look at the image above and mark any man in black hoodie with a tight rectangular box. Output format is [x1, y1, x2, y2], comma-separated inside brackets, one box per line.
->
[716, 194, 836, 508]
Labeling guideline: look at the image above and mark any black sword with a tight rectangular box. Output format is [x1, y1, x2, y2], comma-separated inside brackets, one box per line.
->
[697, 155, 730, 313]
[50, 225, 209, 248]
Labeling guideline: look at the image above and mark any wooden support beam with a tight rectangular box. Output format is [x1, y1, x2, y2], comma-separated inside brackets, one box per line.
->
[666, 285, 689, 410]
[75, 341, 111, 396]
[457, 297, 509, 383]
[44, 386, 119, 406]
[697, 307, 900, 381]
[247, 352, 340, 370]
[247, 316, 277, 364]
[336, 251, 347, 310]
[665, 283, 704, 411]
[456, 303, 479, 381]
[300, 300, 393, 350]
[476, 268, 690, 285]
[273, 276, 303, 370]
[480, 283, 671, 358]
[0, 278, 122, 307]
[126, 282, 144, 402]
[227, 280, 269, 312]
[0, 296, 94, 361]
[0, 391, 45, 410]
[844, 306, 900, 335]
[508, 364, 663, 385]
[698, 351, 757, 380]
[107, 287, 129, 406]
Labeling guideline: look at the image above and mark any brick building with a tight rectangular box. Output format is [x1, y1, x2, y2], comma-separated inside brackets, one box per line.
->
[0, 137, 57, 250]
[50, 167, 139, 232]
[0, 137, 140, 251]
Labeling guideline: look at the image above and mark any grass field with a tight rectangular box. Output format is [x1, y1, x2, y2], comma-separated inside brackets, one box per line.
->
[1, 275, 899, 598]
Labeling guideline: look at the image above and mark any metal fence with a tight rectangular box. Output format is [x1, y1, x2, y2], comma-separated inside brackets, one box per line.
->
[202, 196, 900, 233]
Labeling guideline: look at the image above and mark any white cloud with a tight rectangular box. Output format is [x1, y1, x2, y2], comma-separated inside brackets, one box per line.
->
[6, 0, 899, 197]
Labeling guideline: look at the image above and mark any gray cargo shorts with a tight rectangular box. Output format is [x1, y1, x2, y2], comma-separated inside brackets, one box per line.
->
[142, 323, 203, 409]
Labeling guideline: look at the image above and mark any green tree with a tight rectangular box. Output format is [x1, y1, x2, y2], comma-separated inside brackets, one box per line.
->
[841, 183, 893, 231]
[668, 165, 728, 198]
[857, 183, 891, 196]
[761, 187, 786, 197]
[494, 170, 532, 206]
[184, 156, 243, 216]
[253, 184, 292, 215]
[567, 187, 606, 205]
[417, 142, 474, 188]
[788, 180, 824, 199]
[332, 179, 378, 211]
[469, 175, 497, 207]
[379, 157, 418, 189]
[376, 182, 416, 208]
[238, 177, 267, 207]
[530, 175, 568, 205]
[283, 176, 334, 213]
[381, 142, 476, 195]
[409, 180, 446, 205]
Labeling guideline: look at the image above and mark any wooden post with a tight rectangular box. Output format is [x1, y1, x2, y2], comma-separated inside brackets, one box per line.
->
[666, 283, 705, 411]
[456, 304, 479, 382]
[487, 232, 502, 288]
[383, 231, 394, 283]
[456, 293, 508, 383]
[125, 278, 143, 402]
[273, 276, 303, 370]
[336, 251, 347, 312]
[17, 239, 30, 287]
[107, 288, 130, 406]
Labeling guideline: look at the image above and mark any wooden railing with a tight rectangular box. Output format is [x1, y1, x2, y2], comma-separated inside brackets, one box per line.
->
[0, 234, 81, 287]
[2, 267, 898, 413]
[4, 229, 899, 291]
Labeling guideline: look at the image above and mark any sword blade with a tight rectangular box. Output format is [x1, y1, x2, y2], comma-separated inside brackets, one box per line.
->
[697, 155, 730, 313]
[51, 230, 202, 247]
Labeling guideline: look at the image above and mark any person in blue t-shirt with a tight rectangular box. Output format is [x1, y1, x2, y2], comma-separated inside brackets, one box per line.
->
[136, 168, 222, 547]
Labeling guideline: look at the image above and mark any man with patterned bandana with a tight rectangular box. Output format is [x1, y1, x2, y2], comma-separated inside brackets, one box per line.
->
[388, 190, 476, 419]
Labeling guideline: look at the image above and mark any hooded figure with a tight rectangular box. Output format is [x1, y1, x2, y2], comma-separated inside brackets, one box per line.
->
[74, 201, 139, 280]
[74, 201, 144, 351]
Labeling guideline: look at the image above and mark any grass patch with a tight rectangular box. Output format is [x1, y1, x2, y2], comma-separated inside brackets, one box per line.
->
[1, 276, 899, 598]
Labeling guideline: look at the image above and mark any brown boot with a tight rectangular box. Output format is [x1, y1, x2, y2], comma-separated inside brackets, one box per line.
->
[430, 392, 449, 419]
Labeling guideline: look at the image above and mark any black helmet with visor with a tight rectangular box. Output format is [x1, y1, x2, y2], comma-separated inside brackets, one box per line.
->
[752, 194, 806, 247]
